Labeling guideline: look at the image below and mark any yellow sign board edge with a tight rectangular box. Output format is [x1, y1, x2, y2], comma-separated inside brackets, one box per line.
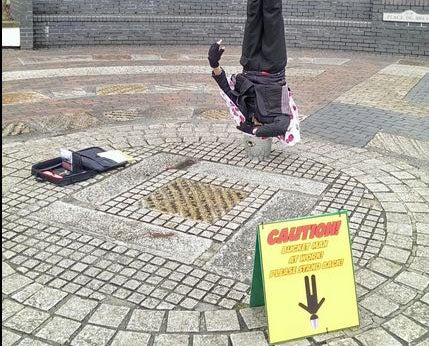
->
[259, 209, 348, 229]
[256, 210, 361, 345]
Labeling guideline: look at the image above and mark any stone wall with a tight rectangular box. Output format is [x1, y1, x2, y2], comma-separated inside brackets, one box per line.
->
[29, 0, 429, 55]
[32, 0, 373, 19]
[9, 0, 33, 48]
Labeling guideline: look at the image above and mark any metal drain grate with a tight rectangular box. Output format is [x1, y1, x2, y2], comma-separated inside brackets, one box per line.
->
[144, 178, 249, 223]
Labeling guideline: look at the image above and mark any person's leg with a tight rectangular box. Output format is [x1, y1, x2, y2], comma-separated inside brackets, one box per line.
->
[240, 0, 263, 72]
[260, 0, 287, 73]
[254, 115, 290, 137]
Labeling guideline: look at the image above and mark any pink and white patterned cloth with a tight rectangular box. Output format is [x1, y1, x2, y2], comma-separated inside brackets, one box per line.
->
[219, 75, 301, 147]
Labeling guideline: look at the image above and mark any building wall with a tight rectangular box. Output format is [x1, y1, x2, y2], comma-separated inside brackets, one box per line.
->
[32, 0, 373, 19]
[9, 0, 33, 48]
[29, 0, 429, 55]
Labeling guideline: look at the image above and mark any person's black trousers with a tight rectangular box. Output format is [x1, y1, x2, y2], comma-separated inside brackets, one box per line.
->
[240, 0, 287, 74]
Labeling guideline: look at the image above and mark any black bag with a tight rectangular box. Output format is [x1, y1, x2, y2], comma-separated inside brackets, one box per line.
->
[31, 147, 127, 186]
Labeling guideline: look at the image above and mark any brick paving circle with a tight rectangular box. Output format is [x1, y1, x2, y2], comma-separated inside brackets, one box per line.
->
[3, 122, 428, 346]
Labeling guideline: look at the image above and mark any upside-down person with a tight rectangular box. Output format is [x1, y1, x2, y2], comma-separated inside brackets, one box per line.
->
[208, 0, 300, 146]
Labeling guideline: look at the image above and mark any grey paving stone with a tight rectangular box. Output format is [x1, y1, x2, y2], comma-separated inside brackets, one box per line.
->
[276, 338, 311, 346]
[417, 233, 429, 246]
[312, 331, 346, 343]
[205, 310, 240, 331]
[404, 302, 429, 327]
[326, 338, 360, 346]
[368, 257, 401, 277]
[3, 307, 50, 333]
[110, 331, 151, 346]
[127, 309, 165, 332]
[385, 233, 413, 249]
[16, 338, 51, 346]
[410, 257, 429, 275]
[35, 316, 81, 344]
[55, 296, 98, 321]
[379, 245, 410, 263]
[230, 331, 269, 346]
[355, 328, 402, 346]
[88, 303, 130, 328]
[167, 310, 200, 332]
[12, 282, 43, 303]
[193, 334, 229, 346]
[71, 325, 116, 346]
[355, 269, 386, 290]
[239, 307, 267, 329]
[416, 223, 429, 235]
[383, 314, 427, 343]
[378, 282, 417, 305]
[2, 262, 15, 277]
[2, 299, 24, 321]
[422, 293, 429, 305]
[2, 273, 32, 295]
[360, 294, 399, 317]
[386, 212, 412, 225]
[2, 329, 21, 346]
[395, 270, 429, 291]
[24, 286, 68, 311]
[406, 202, 429, 213]
[153, 334, 189, 346]
[415, 338, 429, 346]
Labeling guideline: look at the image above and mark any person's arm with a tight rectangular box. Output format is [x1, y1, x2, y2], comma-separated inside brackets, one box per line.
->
[211, 67, 238, 103]
[208, 40, 238, 104]
[212, 66, 223, 76]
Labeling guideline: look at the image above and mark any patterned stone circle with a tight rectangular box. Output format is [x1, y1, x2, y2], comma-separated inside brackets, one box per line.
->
[2, 138, 389, 315]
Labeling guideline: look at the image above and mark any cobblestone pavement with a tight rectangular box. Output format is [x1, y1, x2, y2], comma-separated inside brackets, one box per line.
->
[2, 46, 429, 346]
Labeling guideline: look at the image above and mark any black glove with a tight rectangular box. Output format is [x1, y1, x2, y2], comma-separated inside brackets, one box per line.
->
[236, 122, 254, 135]
[208, 41, 225, 68]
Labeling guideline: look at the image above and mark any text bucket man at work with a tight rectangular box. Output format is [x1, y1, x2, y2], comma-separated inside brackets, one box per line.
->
[208, 0, 300, 146]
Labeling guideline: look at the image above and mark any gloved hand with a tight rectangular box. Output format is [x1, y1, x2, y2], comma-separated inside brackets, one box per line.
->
[236, 122, 255, 135]
[208, 40, 225, 68]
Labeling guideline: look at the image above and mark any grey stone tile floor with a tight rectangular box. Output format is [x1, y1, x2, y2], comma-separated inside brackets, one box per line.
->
[2, 46, 429, 345]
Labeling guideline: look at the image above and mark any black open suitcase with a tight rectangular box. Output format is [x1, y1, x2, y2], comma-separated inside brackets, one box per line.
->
[31, 147, 127, 186]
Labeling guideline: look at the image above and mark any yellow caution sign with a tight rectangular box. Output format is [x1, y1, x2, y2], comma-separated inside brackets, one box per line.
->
[250, 211, 359, 344]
